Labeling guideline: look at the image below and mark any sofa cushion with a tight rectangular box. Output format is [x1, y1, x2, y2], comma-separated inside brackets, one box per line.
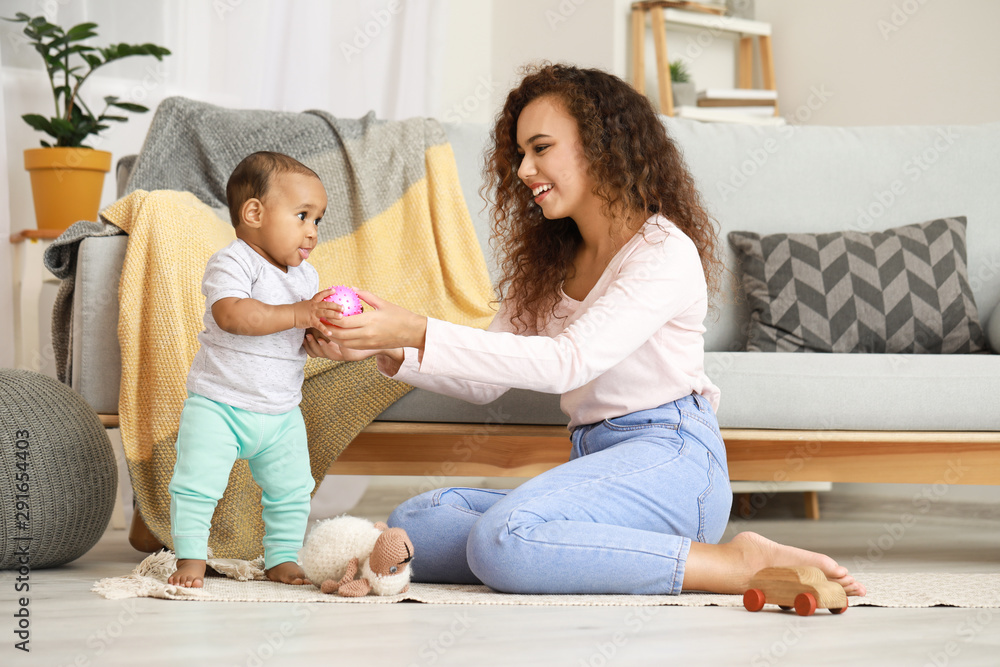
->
[709, 351, 1000, 431]
[728, 217, 988, 353]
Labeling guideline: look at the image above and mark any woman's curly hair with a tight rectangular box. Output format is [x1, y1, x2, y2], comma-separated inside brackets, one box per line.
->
[482, 62, 723, 333]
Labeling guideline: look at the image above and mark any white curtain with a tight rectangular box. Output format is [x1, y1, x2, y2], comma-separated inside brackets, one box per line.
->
[165, 0, 445, 118]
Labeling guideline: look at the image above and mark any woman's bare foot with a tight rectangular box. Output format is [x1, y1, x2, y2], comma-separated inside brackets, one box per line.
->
[266, 561, 312, 585]
[684, 531, 866, 597]
[168, 559, 207, 588]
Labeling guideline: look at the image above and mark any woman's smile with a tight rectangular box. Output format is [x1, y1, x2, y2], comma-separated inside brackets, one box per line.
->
[531, 182, 554, 203]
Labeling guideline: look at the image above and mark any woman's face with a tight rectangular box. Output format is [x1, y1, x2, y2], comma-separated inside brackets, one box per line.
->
[515, 95, 596, 221]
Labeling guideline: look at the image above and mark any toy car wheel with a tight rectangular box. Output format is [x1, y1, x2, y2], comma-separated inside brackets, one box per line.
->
[778, 605, 792, 611]
[743, 588, 766, 612]
[794, 593, 817, 616]
[830, 599, 848, 614]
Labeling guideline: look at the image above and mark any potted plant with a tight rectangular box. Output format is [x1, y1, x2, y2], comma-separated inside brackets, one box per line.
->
[669, 59, 697, 109]
[4, 13, 170, 231]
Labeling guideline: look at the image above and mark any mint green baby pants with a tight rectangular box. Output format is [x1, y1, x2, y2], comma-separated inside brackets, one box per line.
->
[168, 392, 314, 569]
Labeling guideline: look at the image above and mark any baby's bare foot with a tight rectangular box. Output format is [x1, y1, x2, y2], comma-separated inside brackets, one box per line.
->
[266, 561, 312, 586]
[168, 559, 207, 588]
[686, 531, 866, 597]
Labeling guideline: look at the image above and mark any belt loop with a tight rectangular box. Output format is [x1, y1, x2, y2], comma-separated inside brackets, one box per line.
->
[692, 392, 706, 412]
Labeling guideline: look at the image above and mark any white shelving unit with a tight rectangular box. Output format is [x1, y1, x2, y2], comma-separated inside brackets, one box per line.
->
[630, 2, 779, 118]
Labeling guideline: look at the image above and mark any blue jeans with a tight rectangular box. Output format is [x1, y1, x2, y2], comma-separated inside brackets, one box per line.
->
[387, 393, 732, 594]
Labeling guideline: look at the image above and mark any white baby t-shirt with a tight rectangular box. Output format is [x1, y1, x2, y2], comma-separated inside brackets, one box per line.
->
[187, 239, 319, 415]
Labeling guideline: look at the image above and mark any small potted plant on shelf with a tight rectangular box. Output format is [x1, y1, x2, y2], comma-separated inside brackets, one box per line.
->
[4, 13, 170, 232]
[669, 59, 697, 109]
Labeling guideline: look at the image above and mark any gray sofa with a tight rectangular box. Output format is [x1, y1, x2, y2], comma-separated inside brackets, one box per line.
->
[70, 117, 1000, 485]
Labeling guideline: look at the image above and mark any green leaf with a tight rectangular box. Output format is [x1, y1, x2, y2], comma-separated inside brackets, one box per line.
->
[40, 140, 52, 148]
[50, 117, 76, 134]
[33, 43, 51, 60]
[99, 115, 128, 122]
[22, 113, 55, 134]
[140, 44, 172, 60]
[52, 43, 98, 63]
[47, 25, 96, 52]
[103, 95, 120, 105]
[65, 22, 99, 41]
[109, 101, 148, 113]
[29, 18, 61, 38]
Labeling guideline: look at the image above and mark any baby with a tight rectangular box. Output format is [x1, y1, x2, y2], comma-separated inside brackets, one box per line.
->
[167, 151, 339, 587]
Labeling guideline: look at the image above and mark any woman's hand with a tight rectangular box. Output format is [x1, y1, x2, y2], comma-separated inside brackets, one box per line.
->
[323, 288, 427, 352]
[304, 332, 405, 377]
[304, 331, 381, 361]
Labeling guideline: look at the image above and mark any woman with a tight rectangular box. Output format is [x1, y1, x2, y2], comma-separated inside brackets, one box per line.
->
[306, 63, 865, 598]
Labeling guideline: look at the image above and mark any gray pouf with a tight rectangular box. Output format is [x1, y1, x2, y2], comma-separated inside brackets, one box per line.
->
[1, 369, 117, 569]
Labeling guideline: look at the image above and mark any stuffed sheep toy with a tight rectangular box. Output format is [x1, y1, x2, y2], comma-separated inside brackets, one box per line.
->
[298, 515, 414, 597]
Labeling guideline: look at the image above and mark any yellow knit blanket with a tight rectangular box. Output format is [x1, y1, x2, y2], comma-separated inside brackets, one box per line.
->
[104, 144, 494, 560]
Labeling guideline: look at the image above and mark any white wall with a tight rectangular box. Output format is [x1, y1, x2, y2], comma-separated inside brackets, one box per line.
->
[490, 0, 622, 110]
[755, 0, 1000, 126]
[434, 0, 495, 124]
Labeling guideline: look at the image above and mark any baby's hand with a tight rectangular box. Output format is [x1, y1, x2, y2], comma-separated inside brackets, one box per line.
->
[293, 289, 340, 334]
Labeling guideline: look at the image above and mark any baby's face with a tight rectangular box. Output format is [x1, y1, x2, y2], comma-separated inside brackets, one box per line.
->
[252, 172, 327, 271]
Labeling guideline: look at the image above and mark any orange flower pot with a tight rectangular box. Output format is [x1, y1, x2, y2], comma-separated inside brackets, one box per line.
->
[24, 147, 112, 232]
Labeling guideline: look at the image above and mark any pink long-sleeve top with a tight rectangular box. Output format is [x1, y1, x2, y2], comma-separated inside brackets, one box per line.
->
[381, 215, 721, 430]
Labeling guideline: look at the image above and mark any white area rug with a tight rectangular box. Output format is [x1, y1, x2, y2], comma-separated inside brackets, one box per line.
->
[92, 551, 1000, 608]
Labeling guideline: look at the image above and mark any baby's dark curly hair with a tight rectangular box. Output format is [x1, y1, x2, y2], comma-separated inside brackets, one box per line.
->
[482, 62, 722, 333]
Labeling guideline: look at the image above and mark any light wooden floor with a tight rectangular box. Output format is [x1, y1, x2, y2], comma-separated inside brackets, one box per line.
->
[4, 482, 1000, 667]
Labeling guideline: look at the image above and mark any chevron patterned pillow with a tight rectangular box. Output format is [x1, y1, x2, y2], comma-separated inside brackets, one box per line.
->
[729, 217, 988, 353]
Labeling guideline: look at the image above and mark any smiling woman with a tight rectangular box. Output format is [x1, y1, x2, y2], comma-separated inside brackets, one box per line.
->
[293, 63, 866, 600]
[487, 63, 724, 333]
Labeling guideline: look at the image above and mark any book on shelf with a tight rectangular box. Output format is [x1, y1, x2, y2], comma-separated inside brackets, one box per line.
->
[654, 1, 727, 15]
[698, 97, 776, 108]
[697, 88, 778, 102]
[674, 106, 786, 126]
[690, 105, 777, 117]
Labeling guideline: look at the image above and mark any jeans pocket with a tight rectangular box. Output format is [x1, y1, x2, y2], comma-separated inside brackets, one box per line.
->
[604, 412, 680, 431]
[602, 410, 680, 433]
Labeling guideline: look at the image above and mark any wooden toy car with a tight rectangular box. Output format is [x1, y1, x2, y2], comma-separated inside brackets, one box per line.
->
[743, 566, 848, 616]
